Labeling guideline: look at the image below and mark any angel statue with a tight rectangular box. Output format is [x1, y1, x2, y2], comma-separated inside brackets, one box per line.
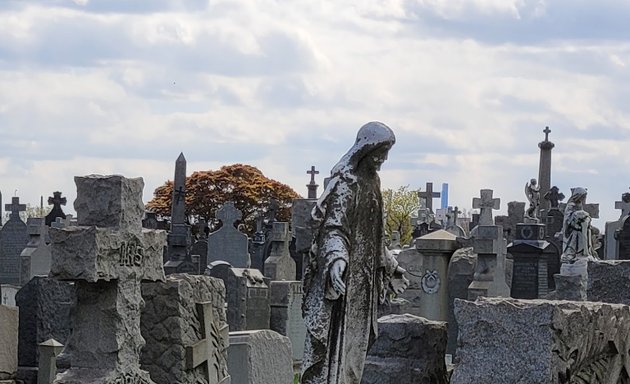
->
[524, 178, 541, 222]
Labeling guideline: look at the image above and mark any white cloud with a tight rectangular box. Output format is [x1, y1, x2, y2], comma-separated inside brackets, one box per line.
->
[1, 0, 630, 228]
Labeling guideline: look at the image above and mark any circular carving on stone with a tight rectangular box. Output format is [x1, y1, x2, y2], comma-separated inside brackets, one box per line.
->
[421, 270, 440, 294]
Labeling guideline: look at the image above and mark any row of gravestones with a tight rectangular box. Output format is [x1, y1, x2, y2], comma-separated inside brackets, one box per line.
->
[0, 192, 73, 290]
[0, 175, 300, 384]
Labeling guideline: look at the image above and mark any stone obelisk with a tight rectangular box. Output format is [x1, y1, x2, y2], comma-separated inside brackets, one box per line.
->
[163, 152, 192, 274]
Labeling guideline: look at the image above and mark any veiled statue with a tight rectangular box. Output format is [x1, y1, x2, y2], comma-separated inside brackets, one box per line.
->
[301, 122, 409, 384]
[561, 187, 595, 263]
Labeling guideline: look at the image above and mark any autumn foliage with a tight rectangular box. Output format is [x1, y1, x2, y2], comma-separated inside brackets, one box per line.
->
[146, 164, 301, 234]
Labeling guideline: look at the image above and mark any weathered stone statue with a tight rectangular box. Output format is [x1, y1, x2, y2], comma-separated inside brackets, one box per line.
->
[301, 122, 409, 384]
[561, 187, 595, 263]
[524, 178, 541, 222]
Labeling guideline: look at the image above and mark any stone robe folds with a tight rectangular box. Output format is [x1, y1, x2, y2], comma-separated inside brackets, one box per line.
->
[301, 122, 399, 384]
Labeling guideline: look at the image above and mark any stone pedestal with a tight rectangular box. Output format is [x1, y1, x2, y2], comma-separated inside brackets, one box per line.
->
[555, 259, 587, 301]
[38, 339, 64, 384]
[468, 225, 509, 300]
[414, 230, 459, 321]
[508, 223, 556, 299]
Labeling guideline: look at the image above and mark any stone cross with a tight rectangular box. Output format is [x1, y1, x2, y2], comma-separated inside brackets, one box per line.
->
[47, 192, 66, 209]
[306, 166, 319, 199]
[217, 201, 242, 227]
[616, 191, 630, 219]
[207, 202, 250, 268]
[45, 191, 67, 226]
[418, 182, 441, 213]
[5, 196, 26, 219]
[307, 166, 319, 184]
[543, 126, 551, 142]
[472, 189, 500, 226]
[544, 186, 565, 209]
[50, 175, 166, 383]
[264, 222, 296, 281]
[267, 199, 279, 223]
[185, 302, 230, 384]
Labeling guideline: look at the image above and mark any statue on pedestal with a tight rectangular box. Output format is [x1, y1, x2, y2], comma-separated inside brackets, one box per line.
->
[561, 187, 595, 263]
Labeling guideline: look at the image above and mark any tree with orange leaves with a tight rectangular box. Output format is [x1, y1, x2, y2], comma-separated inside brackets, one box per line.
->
[146, 164, 301, 235]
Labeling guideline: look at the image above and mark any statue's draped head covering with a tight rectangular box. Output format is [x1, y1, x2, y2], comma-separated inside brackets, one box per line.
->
[568, 187, 587, 204]
[330, 122, 396, 179]
[313, 121, 395, 222]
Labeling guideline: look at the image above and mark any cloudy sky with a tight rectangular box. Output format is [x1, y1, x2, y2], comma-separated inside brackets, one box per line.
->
[1, 0, 629, 227]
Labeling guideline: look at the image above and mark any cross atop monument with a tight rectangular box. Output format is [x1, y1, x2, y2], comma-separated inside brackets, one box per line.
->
[48, 191, 66, 208]
[306, 166, 319, 199]
[616, 191, 630, 219]
[216, 202, 242, 228]
[307, 166, 319, 184]
[418, 182, 441, 213]
[5, 196, 26, 219]
[472, 189, 500, 226]
[543, 126, 551, 142]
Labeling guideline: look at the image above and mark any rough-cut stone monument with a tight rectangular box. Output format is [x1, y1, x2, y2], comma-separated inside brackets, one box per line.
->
[452, 297, 630, 383]
[141, 274, 230, 384]
[49, 174, 166, 384]
[361, 314, 448, 384]
[302, 122, 409, 384]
